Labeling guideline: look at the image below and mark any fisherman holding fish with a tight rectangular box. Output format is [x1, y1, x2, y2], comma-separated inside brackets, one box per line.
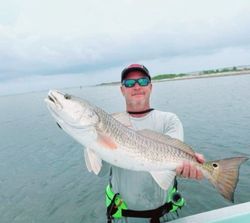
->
[45, 64, 248, 223]
[102, 64, 205, 223]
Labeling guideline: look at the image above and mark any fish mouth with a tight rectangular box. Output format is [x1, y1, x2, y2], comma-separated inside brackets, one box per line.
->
[48, 95, 55, 103]
[45, 90, 66, 128]
[45, 90, 63, 110]
[45, 90, 87, 129]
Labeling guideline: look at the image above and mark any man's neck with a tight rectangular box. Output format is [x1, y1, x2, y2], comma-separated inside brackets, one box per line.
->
[126, 104, 152, 118]
[127, 108, 154, 117]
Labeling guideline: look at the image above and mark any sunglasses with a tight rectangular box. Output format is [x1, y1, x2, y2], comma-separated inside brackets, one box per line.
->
[122, 77, 151, 88]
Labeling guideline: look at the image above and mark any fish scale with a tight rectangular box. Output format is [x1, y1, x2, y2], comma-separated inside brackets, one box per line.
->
[101, 113, 191, 163]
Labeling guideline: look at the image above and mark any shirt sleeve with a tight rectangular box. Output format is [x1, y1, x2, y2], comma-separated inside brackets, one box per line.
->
[164, 113, 184, 141]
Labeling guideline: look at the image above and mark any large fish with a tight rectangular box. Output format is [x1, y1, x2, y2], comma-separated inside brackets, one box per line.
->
[45, 90, 248, 202]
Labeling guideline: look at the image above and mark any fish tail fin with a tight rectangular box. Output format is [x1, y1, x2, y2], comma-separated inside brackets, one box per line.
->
[206, 157, 248, 202]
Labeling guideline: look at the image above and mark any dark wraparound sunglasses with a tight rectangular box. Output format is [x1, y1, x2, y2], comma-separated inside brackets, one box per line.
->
[122, 77, 151, 88]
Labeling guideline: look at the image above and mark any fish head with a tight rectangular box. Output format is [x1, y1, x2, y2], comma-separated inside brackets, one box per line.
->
[45, 90, 99, 129]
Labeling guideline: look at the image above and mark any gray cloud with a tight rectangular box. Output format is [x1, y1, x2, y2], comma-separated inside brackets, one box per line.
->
[0, 0, 250, 82]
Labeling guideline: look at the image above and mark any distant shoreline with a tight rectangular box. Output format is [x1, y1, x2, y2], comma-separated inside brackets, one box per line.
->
[97, 70, 250, 86]
[153, 70, 250, 83]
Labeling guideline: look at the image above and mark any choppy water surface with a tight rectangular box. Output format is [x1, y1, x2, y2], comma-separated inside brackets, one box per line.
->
[0, 74, 250, 222]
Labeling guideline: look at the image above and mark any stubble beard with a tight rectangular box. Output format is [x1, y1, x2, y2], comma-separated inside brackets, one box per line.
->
[127, 97, 150, 110]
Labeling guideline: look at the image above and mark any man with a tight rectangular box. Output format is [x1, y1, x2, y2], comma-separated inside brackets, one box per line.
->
[103, 64, 204, 223]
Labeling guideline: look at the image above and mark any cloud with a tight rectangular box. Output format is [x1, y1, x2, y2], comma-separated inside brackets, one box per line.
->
[0, 0, 250, 82]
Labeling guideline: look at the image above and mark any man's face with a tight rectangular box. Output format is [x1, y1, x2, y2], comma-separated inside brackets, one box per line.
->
[120, 71, 152, 107]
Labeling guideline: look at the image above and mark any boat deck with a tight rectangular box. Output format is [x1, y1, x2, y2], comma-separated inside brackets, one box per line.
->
[169, 202, 250, 223]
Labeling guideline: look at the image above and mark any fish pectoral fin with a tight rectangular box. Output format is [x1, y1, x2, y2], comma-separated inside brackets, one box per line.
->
[137, 129, 195, 156]
[97, 132, 118, 150]
[111, 112, 133, 128]
[150, 170, 176, 190]
[84, 147, 102, 175]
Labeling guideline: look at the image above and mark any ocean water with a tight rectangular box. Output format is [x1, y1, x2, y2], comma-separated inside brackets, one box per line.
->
[0, 74, 250, 223]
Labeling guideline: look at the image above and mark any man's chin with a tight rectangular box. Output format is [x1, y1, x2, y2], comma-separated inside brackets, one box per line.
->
[130, 98, 146, 106]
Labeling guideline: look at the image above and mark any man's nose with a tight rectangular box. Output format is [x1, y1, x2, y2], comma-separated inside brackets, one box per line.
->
[133, 82, 141, 89]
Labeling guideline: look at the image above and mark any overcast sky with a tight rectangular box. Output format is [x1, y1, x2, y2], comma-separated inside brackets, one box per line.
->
[0, 0, 250, 95]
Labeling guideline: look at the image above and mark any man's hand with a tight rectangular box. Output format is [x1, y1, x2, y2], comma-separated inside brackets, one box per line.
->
[176, 153, 205, 180]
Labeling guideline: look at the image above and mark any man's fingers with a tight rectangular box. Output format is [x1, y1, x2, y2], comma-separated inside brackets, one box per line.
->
[196, 169, 204, 180]
[181, 162, 190, 178]
[176, 161, 204, 180]
[189, 165, 197, 179]
[176, 165, 183, 176]
[195, 153, 205, 164]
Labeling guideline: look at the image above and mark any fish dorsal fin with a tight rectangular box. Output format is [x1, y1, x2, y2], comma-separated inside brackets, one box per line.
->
[150, 170, 176, 190]
[137, 129, 195, 156]
[84, 147, 102, 175]
[112, 112, 132, 128]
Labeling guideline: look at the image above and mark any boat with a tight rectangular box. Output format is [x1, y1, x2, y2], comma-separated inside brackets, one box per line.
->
[169, 201, 250, 223]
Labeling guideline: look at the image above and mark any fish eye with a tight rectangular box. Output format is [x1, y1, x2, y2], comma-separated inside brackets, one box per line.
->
[64, 94, 71, 100]
[212, 163, 218, 168]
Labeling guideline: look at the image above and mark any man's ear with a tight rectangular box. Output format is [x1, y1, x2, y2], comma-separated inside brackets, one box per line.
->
[120, 85, 125, 96]
[149, 83, 152, 91]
